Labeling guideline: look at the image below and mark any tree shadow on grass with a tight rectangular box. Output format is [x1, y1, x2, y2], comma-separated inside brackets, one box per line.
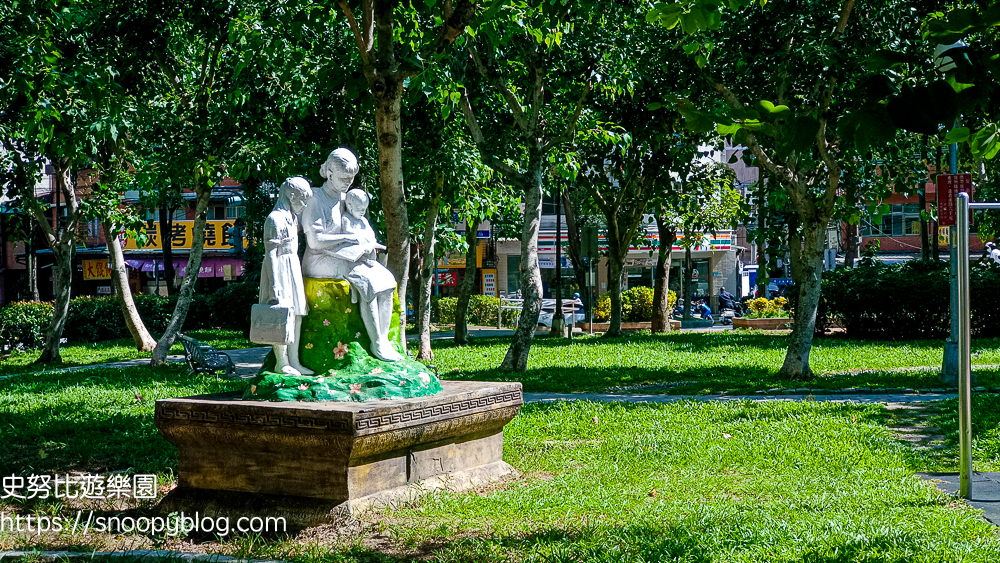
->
[441, 363, 959, 394]
[435, 331, 972, 354]
[0, 365, 243, 476]
[0, 400, 179, 476]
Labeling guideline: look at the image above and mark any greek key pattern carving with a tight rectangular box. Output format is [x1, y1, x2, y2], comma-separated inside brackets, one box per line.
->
[156, 405, 350, 431]
[354, 390, 523, 432]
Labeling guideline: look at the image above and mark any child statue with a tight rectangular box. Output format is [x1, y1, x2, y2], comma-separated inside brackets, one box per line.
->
[335, 187, 403, 362]
[254, 176, 314, 375]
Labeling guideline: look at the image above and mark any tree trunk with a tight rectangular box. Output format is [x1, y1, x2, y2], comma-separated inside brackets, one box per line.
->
[605, 255, 624, 338]
[501, 155, 544, 372]
[27, 220, 38, 301]
[756, 193, 768, 296]
[778, 220, 826, 379]
[151, 181, 212, 366]
[919, 189, 930, 260]
[920, 135, 930, 261]
[561, 189, 589, 318]
[372, 3, 410, 352]
[415, 175, 443, 361]
[683, 229, 693, 321]
[843, 222, 860, 268]
[36, 242, 72, 364]
[651, 212, 675, 333]
[159, 205, 177, 296]
[104, 220, 156, 351]
[34, 161, 80, 365]
[454, 224, 479, 345]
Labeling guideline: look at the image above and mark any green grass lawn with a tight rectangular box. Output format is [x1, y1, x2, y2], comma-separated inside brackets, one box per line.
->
[430, 331, 1000, 394]
[0, 329, 252, 377]
[3, 363, 1000, 560]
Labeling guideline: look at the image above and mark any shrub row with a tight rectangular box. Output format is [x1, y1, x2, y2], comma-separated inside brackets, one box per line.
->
[594, 287, 676, 323]
[0, 282, 260, 349]
[432, 295, 518, 327]
[820, 259, 1000, 339]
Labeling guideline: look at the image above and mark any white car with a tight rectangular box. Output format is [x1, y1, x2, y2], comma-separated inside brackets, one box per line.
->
[536, 298, 585, 327]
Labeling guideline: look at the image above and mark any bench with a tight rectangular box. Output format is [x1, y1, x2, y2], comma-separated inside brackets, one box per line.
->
[177, 333, 236, 377]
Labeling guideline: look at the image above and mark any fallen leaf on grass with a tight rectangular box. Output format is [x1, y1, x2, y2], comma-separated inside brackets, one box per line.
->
[722, 433, 733, 439]
[648, 489, 658, 497]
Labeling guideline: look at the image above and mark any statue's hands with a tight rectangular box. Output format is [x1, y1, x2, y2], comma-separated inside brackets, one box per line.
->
[268, 298, 280, 306]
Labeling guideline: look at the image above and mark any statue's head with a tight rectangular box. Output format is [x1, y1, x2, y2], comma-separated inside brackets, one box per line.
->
[344, 187, 370, 220]
[320, 148, 360, 195]
[280, 176, 313, 214]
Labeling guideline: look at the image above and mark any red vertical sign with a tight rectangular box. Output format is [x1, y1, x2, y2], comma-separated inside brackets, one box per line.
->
[938, 173, 974, 227]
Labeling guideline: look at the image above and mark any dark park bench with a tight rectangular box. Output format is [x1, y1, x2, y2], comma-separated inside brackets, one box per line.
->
[177, 333, 236, 378]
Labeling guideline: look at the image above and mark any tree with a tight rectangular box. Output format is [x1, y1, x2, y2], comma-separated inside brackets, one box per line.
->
[131, 0, 245, 366]
[456, 0, 634, 370]
[336, 0, 479, 347]
[452, 179, 519, 344]
[0, 0, 131, 363]
[652, 0, 946, 378]
[575, 124, 671, 337]
[87, 147, 159, 351]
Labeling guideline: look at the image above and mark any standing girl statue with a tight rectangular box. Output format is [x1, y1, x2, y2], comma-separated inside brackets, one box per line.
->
[255, 176, 314, 375]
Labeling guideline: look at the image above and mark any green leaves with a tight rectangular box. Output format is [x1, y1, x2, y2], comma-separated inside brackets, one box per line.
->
[944, 126, 971, 144]
[970, 124, 1000, 160]
[758, 100, 788, 116]
[887, 81, 958, 135]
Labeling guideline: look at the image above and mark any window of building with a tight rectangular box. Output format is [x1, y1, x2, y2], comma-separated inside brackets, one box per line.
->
[506, 255, 520, 296]
[226, 205, 245, 219]
[144, 209, 186, 222]
[861, 204, 923, 237]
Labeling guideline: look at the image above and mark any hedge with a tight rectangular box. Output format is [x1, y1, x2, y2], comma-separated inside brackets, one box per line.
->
[0, 281, 260, 349]
[594, 287, 676, 323]
[432, 295, 518, 327]
[818, 258, 1000, 339]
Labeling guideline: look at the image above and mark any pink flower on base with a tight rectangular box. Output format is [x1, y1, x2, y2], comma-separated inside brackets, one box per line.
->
[323, 319, 331, 326]
[334, 341, 349, 359]
[355, 332, 361, 339]
[298, 383, 310, 391]
[349, 383, 362, 395]
[369, 367, 383, 376]
[345, 308, 352, 314]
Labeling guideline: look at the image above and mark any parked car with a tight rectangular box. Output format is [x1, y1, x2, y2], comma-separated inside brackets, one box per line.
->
[536, 298, 585, 327]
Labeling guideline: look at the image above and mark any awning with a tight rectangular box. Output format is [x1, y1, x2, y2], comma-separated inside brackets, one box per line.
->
[123, 257, 246, 278]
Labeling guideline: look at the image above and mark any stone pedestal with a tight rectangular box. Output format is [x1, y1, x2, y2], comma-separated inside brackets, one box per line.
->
[155, 381, 522, 527]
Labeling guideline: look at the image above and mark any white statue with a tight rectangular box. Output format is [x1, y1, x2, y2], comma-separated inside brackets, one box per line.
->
[301, 148, 403, 362]
[257, 177, 314, 375]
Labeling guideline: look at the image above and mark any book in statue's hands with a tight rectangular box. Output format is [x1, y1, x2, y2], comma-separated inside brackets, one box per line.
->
[332, 243, 368, 262]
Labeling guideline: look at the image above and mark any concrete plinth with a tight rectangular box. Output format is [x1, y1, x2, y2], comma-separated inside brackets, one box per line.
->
[155, 381, 523, 527]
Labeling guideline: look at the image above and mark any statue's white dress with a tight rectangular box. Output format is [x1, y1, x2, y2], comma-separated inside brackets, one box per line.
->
[259, 208, 307, 315]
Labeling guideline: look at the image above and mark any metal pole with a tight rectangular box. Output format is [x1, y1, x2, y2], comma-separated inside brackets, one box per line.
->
[588, 259, 594, 335]
[957, 192, 972, 499]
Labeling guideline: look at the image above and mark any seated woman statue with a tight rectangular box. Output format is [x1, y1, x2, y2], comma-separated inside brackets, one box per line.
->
[301, 148, 403, 362]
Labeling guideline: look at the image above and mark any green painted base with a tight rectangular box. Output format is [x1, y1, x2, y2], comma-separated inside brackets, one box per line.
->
[244, 278, 442, 402]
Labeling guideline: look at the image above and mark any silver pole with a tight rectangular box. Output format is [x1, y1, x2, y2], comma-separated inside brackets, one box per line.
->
[956, 192, 972, 499]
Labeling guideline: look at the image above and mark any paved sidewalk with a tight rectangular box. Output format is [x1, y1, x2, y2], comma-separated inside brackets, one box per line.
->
[918, 473, 1000, 525]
